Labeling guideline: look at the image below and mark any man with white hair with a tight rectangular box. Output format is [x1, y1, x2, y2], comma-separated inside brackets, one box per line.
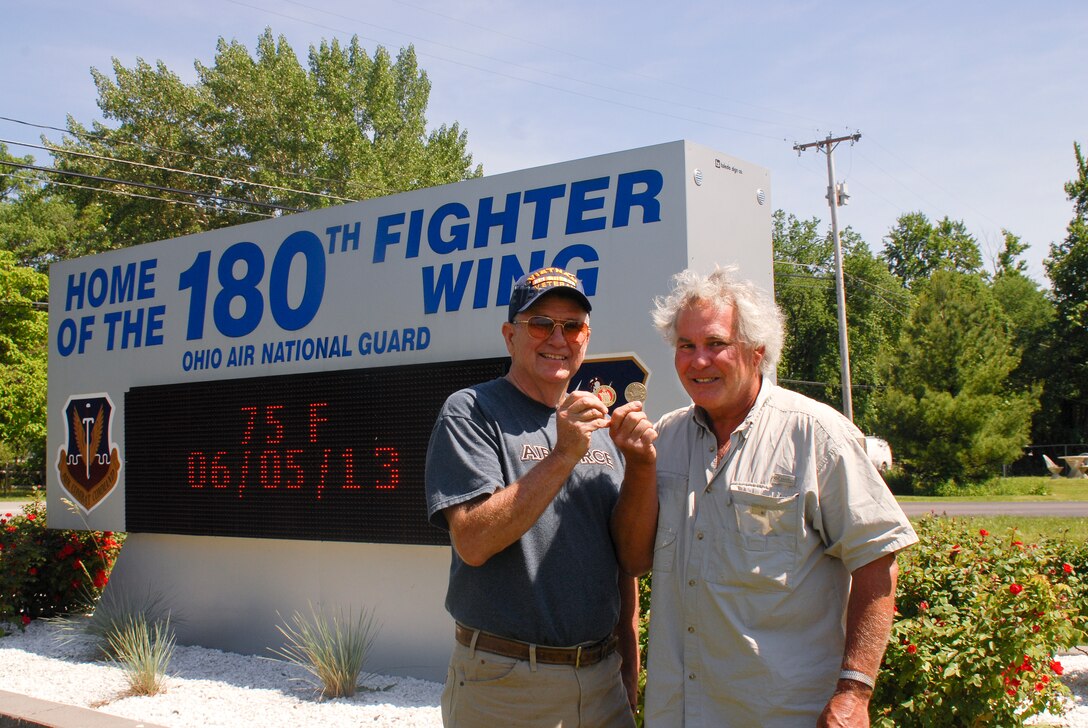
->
[611, 267, 917, 727]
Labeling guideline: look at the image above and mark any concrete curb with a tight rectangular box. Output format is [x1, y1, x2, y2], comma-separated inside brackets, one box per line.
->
[0, 691, 169, 728]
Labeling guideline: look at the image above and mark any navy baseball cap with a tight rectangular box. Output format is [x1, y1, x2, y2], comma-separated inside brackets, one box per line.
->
[507, 267, 592, 322]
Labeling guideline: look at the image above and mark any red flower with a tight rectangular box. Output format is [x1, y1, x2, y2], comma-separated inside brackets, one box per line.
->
[21, 614, 30, 625]
[26, 514, 36, 521]
[979, 529, 989, 537]
[919, 601, 929, 611]
[1009, 583, 1023, 595]
[1035, 682, 1045, 692]
[1012, 540, 1023, 548]
[1006, 688, 1016, 696]
[1051, 661, 1064, 675]
[4, 512, 11, 517]
[906, 644, 917, 654]
[73, 559, 83, 570]
[93, 570, 109, 589]
[1063, 563, 1074, 574]
[1041, 675, 1050, 684]
[28, 567, 37, 576]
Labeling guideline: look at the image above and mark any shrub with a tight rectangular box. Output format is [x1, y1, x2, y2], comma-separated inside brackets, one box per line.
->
[872, 516, 1086, 726]
[107, 613, 175, 696]
[52, 586, 175, 660]
[269, 603, 380, 699]
[0, 491, 125, 632]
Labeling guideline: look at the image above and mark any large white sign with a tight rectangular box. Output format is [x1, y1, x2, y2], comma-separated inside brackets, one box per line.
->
[46, 140, 772, 676]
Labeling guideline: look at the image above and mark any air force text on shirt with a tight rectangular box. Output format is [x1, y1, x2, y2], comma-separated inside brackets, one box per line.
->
[521, 444, 617, 469]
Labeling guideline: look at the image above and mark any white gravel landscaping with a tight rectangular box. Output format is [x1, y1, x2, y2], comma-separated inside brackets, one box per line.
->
[1, 618, 1086, 727]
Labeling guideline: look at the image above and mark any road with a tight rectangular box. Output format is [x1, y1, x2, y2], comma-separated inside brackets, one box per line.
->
[899, 500, 1088, 517]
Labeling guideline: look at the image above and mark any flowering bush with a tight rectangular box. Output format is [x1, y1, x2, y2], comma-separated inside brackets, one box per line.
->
[872, 516, 1086, 726]
[0, 491, 125, 632]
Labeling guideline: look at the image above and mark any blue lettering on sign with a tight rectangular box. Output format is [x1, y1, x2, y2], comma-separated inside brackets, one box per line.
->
[65, 259, 158, 311]
[422, 245, 599, 315]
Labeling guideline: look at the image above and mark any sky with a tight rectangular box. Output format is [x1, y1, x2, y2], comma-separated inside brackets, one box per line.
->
[4, 0, 1086, 284]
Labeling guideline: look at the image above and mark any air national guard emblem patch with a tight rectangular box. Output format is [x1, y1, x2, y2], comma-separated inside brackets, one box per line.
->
[56, 393, 122, 513]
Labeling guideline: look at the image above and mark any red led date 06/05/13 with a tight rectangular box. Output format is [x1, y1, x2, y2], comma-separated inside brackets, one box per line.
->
[185, 446, 399, 498]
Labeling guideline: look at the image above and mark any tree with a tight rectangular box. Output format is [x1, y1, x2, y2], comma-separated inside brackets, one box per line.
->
[0, 143, 105, 271]
[0, 250, 49, 482]
[881, 212, 983, 289]
[873, 270, 1038, 488]
[990, 231, 1057, 442]
[995, 229, 1030, 277]
[1040, 142, 1088, 444]
[48, 29, 481, 251]
[773, 211, 910, 429]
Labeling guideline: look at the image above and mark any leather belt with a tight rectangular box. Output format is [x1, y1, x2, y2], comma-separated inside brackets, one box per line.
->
[455, 623, 617, 668]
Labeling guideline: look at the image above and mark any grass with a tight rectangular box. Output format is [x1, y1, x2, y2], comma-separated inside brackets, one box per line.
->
[106, 614, 175, 696]
[896, 476, 1088, 502]
[269, 603, 380, 699]
[906, 515, 1088, 543]
[0, 484, 41, 500]
[52, 587, 176, 660]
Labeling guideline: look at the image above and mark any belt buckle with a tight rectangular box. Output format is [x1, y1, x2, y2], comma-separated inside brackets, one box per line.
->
[575, 645, 583, 668]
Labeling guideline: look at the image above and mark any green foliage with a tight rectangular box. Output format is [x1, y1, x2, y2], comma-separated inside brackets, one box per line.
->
[50, 28, 482, 251]
[874, 271, 1039, 488]
[772, 211, 910, 428]
[873, 516, 1086, 726]
[106, 613, 175, 696]
[0, 492, 125, 631]
[1040, 141, 1088, 444]
[270, 603, 380, 699]
[881, 212, 983, 289]
[0, 250, 49, 480]
[52, 586, 174, 660]
[0, 142, 107, 270]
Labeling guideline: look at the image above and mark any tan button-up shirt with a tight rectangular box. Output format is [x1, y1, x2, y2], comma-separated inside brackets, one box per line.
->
[644, 382, 917, 727]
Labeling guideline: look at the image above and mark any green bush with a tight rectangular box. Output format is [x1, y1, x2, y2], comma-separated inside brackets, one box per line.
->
[107, 613, 176, 696]
[873, 516, 1086, 726]
[0, 491, 124, 631]
[270, 603, 380, 699]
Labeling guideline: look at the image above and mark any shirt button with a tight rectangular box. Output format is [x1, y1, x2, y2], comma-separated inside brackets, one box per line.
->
[688, 673, 696, 680]
[687, 626, 695, 633]
[688, 579, 696, 587]
[696, 532, 705, 540]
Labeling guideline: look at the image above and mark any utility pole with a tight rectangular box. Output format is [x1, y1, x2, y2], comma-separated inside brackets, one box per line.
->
[793, 132, 861, 422]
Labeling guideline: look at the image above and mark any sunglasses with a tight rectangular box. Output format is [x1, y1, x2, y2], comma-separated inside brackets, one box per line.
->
[513, 315, 591, 343]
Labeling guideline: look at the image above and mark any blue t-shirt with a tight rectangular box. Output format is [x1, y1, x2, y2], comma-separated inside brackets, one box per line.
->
[425, 377, 624, 646]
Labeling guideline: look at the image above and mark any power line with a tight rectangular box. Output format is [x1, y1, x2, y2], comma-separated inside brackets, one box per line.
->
[270, 0, 817, 136]
[0, 115, 401, 196]
[0, 159, 302, 213]
[220, 0, 796, 143]
[793, 132, 863, 422]
[1, 137, 357, 204]
[3, 172, 274, 219]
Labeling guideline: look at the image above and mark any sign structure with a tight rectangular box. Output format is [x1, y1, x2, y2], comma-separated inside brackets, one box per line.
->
[48, 140, 773, 534]
[46, 140, 772, 673]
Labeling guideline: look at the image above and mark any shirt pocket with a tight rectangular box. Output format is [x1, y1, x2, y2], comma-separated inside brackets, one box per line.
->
[652, 472, 687, 573]
[715, 481, 801, 591]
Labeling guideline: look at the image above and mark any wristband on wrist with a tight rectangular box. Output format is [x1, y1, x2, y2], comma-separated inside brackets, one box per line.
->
[839, 669, 875, 688]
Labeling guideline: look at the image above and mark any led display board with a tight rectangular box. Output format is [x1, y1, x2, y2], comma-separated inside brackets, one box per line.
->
[125, 357, 509, 544]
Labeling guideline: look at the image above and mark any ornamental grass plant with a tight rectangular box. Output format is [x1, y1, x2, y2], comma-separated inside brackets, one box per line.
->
[269, 603, 380, 699]
[872, 515, 1087, 727]
[51, 586, 175, 660]
[106, 613, 176, 696]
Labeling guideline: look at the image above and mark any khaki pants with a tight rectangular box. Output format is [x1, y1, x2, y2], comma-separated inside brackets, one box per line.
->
[441, 640, 635, 728]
